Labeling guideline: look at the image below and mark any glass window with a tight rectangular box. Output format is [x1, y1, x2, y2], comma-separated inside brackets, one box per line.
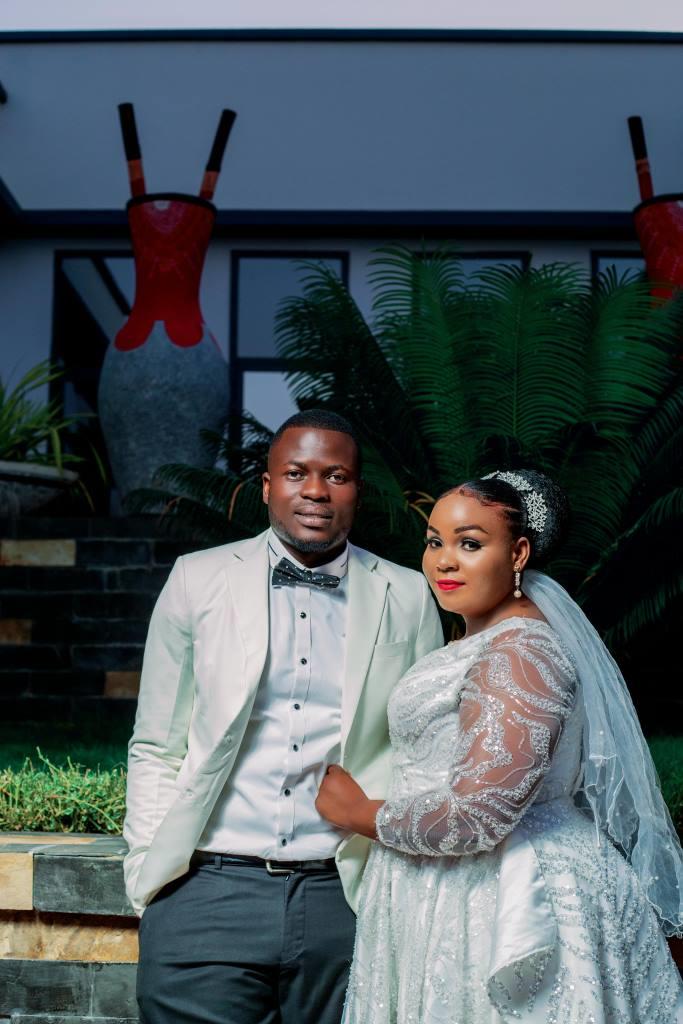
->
[229, 250, 349, 435]
[242, 371, 298, 432]
[233, 253, 348, 359]
[592, 251, 645, 281]
[458, 251, 531, 279]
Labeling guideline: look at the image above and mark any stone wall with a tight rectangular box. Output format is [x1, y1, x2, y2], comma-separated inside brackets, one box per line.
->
[0, 833, 138, 1023]
[0, 518, 200, 723]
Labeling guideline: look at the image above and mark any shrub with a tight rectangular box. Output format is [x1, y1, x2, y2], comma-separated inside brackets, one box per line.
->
[0, 751, 126, 834]
[649, 736, 683, 837]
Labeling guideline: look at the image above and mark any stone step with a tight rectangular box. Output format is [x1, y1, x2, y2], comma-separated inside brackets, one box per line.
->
[8, 1015, 137, 1023]
[0, 515, 174, 539]
[0, 647, 143, 675]
[0, 519, 205, 720]
[0, 594, 157, 623]
[0, 960, 137, 1019]
[0, 835, 137, 1021]
[0, 672, 103, 697]
[17, 621, 148, 647]
[0, 668, 140, 696]
[0, 649, 70, 672]
[0, 834, 132, 917]
[1, 538, 192, 571]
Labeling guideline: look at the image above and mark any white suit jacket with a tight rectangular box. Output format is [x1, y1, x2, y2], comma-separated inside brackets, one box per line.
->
[123, 529, 444, 916]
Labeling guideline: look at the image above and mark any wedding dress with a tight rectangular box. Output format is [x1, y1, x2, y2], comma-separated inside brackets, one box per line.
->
[343, 617, 683, 1023]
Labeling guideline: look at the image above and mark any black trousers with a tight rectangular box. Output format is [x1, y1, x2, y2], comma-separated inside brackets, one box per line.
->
[136, 859, 357, 1024]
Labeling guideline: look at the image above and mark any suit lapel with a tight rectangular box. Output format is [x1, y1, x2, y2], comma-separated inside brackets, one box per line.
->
[341, 547, 388, 745]
[224, 531, 270, 705]
[222, 534, 388, 747]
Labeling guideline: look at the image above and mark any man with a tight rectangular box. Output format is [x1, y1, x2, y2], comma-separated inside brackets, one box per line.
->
[124, 409, 444, 1024]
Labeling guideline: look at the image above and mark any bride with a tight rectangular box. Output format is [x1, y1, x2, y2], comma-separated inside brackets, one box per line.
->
[316, 470, 683, 1023]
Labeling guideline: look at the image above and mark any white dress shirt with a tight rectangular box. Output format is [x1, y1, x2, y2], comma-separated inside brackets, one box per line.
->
[198, 528, 349, 860]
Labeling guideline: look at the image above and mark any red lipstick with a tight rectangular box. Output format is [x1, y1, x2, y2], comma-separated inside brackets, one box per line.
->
[437, 581, 464, 591]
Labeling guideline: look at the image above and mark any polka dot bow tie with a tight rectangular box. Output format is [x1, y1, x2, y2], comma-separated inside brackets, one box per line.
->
[271, 557, 341, 590]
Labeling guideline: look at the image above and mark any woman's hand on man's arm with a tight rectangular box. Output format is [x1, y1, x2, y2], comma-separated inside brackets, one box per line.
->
[315, 765, 384, 840]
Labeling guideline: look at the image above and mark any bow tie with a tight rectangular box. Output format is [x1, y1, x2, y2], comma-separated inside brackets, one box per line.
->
[271, 557, 341, 590]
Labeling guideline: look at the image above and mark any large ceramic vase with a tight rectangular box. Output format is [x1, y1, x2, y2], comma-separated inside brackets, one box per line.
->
[633, 194, 683, 297]
[98, 193, 229, 505]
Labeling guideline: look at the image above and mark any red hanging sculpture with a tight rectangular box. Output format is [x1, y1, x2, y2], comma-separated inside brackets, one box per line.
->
[628, 115, 683, 296]
[115, 106, 235, 351]
[97, 105, 236, 506]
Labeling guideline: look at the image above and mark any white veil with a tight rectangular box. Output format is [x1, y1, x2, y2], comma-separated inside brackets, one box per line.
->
[523, 569, 683, 937]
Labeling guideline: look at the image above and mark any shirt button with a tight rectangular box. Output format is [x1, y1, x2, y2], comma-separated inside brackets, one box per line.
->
[281, 838, 288, 846]
[299, 611, 307, 619]
[293, 744, 299, 751]
[293, 703, 301, 710]
[300, 657, 307, 665]
[284, 788, 291, 796]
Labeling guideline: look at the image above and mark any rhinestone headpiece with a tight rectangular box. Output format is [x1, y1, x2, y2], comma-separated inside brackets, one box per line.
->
[483, 471, 549, 536]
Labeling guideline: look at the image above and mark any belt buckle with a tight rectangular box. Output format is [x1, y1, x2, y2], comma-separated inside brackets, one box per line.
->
[265, 859, 293, 875]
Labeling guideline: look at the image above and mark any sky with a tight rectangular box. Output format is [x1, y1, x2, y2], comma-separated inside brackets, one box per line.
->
[2, 0, 683, 32]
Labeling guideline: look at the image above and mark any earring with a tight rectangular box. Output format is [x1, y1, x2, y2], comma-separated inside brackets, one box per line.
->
[513, 565, 522, 599]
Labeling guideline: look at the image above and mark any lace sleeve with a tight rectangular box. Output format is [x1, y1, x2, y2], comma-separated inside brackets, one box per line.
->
[376, 626, 576, 856]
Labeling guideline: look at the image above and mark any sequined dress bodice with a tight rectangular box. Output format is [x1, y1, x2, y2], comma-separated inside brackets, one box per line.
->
[377, 618, 580, 856]
[342, 617, 683, 1023]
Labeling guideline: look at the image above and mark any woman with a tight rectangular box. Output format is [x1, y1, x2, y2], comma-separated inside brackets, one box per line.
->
[316, 470, 683, 1023]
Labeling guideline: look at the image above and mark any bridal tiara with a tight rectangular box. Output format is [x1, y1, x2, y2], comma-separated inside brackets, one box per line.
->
[482, 471, 549, 536]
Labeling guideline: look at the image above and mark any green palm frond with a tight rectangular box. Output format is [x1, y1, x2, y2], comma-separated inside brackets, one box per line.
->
[129, 490, 244, 544]
[350, 440, 428, 569]
[276, 261, 434, 485]
[370, 244, 467, 329]
[584, 270, 682, 434]
[553, 440, 635, 587]
[638, 427, 683, 495]
[156, 463, 268, 534]
[368, 246, 480, 485]
[630, 376, 683, 480]
[603, 578, 683, 650]
[465, 263, 587, 447]
[579, 486, 683, 590]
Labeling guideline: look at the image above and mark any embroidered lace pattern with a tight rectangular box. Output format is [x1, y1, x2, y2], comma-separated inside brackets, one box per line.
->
[376, 623, 576, 856]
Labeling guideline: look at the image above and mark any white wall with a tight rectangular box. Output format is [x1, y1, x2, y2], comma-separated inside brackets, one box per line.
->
[1, 38, 681, 212]
[3, 0, 683, 32]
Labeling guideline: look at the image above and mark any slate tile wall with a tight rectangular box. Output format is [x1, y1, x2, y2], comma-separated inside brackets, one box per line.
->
[0, 519, 203, 723]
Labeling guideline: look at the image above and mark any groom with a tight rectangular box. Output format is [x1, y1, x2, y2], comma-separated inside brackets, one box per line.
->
[124, 409, 443, 1024]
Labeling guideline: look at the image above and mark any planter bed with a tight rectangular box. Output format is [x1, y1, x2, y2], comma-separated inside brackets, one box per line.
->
[0, 834, 137, 1023]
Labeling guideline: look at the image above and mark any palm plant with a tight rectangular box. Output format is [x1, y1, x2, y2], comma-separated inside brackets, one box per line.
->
[127, 412, 271, 544]
[129, 248, 682, 660]
[0, 361, 84, 469]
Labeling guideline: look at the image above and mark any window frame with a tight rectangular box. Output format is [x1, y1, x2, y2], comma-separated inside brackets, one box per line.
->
[228, 248, 350, 440]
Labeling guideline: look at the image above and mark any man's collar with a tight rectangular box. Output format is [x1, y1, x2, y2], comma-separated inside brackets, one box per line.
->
[267, 527, 349, 579]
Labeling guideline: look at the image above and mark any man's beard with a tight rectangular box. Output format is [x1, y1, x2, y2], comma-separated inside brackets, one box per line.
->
[268, 509, 347, 555]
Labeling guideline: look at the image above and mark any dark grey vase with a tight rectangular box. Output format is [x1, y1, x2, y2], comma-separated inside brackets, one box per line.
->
[98, 323, 229, 505]
[97, 193, 229, 508]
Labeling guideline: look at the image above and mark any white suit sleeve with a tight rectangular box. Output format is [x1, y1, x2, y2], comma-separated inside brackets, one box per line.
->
[122, 557, 195, 907]
[376, 627, 576, 856]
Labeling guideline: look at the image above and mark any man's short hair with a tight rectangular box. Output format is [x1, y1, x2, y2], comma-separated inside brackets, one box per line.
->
[269, 409, 362, 476]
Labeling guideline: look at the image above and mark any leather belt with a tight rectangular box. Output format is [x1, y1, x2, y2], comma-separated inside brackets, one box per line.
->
[190, 851, 337, 875]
